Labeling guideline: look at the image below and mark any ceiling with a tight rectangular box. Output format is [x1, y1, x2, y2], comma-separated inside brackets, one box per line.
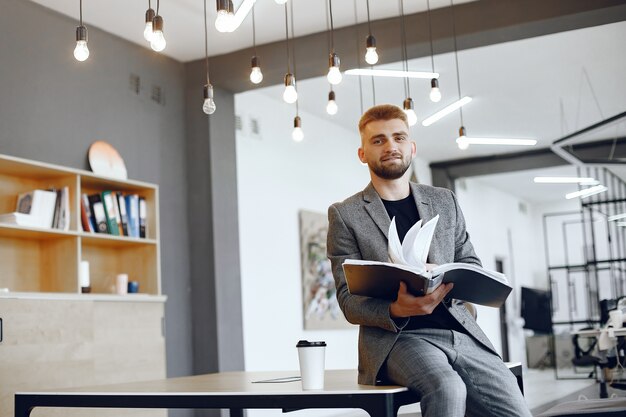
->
[30, 0, 475, 62]
[255, 21, 626, 162]
[30, 0, 626, 203]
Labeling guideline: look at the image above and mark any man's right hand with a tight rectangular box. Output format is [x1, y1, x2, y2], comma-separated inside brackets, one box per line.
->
[389, 281, 454, 318]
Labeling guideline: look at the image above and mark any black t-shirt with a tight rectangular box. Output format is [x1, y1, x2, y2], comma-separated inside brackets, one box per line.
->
[381, 194, 467, 333]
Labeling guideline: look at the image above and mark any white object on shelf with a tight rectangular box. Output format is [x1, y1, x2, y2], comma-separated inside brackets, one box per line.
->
[79, 261, 90, 288]
[0, 212, 41, 227]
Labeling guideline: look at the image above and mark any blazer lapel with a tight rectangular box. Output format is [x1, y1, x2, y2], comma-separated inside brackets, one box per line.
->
[410, 183, 437, 263]
[410, 183, 433, 224]
[363, 183, 390, 239]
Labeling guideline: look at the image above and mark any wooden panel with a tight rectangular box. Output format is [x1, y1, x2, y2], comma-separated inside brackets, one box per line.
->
[0, 299, 95, 417]
[93, 302, 166, 384]
[0, 236, 42, 291]
[119, 245, 158, 295]
[0, 298, 166, 417]
[40, 237, 79, 293]
[82, 242, 158, 295]
[81, 244, 123, 294]
[0, 173, 40, 214]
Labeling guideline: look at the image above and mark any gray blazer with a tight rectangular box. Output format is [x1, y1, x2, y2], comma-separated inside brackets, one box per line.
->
[327, 182, 498, 385]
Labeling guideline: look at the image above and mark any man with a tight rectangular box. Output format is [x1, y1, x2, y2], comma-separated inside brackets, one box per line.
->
[327, 104, 531, 417]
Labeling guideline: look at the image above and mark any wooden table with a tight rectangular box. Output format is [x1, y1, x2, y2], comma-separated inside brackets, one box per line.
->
[15, 365, 523, 417]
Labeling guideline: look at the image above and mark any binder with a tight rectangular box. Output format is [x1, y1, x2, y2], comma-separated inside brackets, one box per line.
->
[101, 191, 120, 236]
[88, 194, 108, 233]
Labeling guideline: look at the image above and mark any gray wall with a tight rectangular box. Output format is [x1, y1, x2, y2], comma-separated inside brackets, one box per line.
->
[0, 0, 193, 395]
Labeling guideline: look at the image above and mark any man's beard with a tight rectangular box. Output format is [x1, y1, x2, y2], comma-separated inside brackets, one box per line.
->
[369, 153, 412, 180]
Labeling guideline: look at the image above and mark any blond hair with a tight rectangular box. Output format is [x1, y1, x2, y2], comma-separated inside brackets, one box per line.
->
[358, 104, 408, 134]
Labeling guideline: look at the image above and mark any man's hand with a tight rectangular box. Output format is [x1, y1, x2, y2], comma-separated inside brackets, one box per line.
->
[389, 281, 454, 318]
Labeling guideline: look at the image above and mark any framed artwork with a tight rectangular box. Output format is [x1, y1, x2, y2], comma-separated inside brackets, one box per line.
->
[299, 210, 352, 330]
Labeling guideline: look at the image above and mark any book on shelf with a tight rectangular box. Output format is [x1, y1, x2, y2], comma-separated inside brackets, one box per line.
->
[80, 194, 95, 232]
[88, 194, 108, 233]
[139, 197, 147, 238]
[111, 191, 124, 235]
[125, 194, 139, 238]
[101, 191, 120, 236]
[342, 215, 512, 308]
[116, 192, 129, 236]
[51, 189, 62, 229]
[15, 189, 57, 228]
[56, 187, 70, 231]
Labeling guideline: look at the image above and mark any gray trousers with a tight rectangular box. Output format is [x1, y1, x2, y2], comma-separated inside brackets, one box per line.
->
[383, 329, 532, 417]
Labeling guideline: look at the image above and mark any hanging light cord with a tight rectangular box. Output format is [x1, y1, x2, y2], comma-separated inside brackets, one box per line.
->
[354, 0, 363, 114]
[366, 0, 372, 37]
[290, 0, 299, 116]
[329, 0, 335, 53]
[79, 0, 83, 26]
[284, 4, 291, 74]
[365, 0, 376, 102]
[156, 0, 160, 15]
[451, 0, 463, 125]
[252, 4, 257, 57]
[148, 0, 151, 10]
[426, 0, 435, 73]
[399, 0, 410, 98]
[204, 0, 210, 84]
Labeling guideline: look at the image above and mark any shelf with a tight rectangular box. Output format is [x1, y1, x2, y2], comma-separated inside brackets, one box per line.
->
[80, 232, 157, 247]
[0, 223, 78, 239]
[0, 291, 166, 303]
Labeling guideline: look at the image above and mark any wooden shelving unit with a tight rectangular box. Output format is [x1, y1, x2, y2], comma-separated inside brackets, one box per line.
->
[0, 153, 161, 297]
[0, 153, 166, 417]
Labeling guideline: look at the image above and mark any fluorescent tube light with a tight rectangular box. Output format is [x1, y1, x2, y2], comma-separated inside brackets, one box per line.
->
[422, 97, 472, 126]
[608, 213, 626, 222]
[533, 177, 599, 185]
[229, 0, 257, 32]
[565, 185, 608, 200]
[345, 68, 439, 79]
[456, 137, 537, 146]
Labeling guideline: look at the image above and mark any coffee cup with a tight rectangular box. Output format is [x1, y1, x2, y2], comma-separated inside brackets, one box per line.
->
[296, 340, 326, 390]
[609, 309, 623, 329]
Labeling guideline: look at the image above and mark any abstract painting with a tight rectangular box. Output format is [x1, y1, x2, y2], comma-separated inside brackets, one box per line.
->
[299, 209, 352, 330]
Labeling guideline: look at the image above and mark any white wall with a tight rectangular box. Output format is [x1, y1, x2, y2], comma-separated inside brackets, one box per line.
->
[456, 178, 583, 366]
[235, 91, 429, 416]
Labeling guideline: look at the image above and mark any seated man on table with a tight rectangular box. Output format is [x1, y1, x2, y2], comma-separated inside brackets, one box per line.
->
[326, 104, 531, 417]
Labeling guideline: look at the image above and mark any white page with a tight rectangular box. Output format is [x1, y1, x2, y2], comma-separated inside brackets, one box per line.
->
[387, 217, 406, 265]
[412, 215, 439, 265]
[401, 219, 423, 267]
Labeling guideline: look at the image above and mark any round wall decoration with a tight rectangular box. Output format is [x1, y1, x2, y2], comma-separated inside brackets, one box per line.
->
[88, 141, 128, 180]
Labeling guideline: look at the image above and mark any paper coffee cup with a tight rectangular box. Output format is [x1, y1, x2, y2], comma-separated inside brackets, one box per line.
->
[609, 309, 623, 329]
[296, 340, 326, 390]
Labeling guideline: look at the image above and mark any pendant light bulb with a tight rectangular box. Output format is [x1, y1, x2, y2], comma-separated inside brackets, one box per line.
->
[365, 35, 378, 65]
[403, 98, 418, 127]
[457, 126, 469, 150]
[202, 84, 217, 115]
[74, 26, 89, 62]
[143, 8, 156, 41]
[327, 53, 342, 85]
[215, 9, 234, 33]
[326, 91, 338, 115]
[292, 116, 304, 142]
[150, 15, 166, 51]
[429, 78, 442, 103]
[283, 73, 298, 104]
[249, 56, 263, 84]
